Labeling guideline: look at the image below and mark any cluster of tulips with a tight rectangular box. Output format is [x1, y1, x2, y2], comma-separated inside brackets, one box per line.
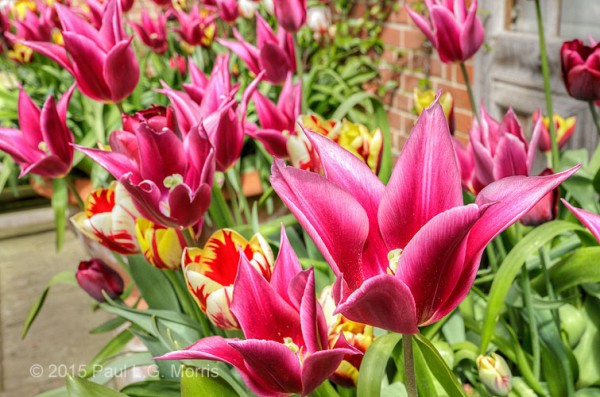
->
[1, 0, 600, 396]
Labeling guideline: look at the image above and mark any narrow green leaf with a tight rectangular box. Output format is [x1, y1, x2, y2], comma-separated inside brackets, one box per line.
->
[309, 381, 341, 397]
[66, 375, 128, 397]
[549, 247, 600, 292]
[82, 329, 134, 378]
[414, 334, 466, 397]
[331, 91, 377, 120]
[357, 333, 402, 397]
[89, 316, 127, 334]
[119, 379, 180, 397]
[128, 255, 180, 311]
[374, 102, 392, 184]
[22, 270, 76, 338]
[480, 221, 584, 352]
[52, 177, 68, 251]
[181, 365, 239, 397]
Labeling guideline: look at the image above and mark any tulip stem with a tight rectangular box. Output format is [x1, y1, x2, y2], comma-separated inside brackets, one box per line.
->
[65, 177, 85, 210]
[181, 228, 196, 247]
[539, 245, 560, 329]
[403, 334, 418, 397]
[293, 35, 307, 114]
[115, 101, 125, 114]
[534, 0, 560, 170]
[459, 62, 480, 127]
[588, 101, 600, 136]
[520, 267, 540, 380]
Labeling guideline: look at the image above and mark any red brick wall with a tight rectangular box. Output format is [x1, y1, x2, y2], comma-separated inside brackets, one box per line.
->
[379, 1, 474, 154]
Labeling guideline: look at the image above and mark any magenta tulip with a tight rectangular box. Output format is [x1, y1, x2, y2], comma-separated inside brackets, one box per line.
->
[158, 228, 360, 396]
[562, 199, 600, 244]
[129, 11, 168, 54]
[407, 0, 484, 63]
[271, 101, 578, 334]
[12, 6, 55, 42]
[160, 59, 261, 171]
[216, 0, 239, 22]
[218, 13, 295, 84]
[172, 4, 217, 48]
[248, 73, 301, 158]
[23, 0, 140, 103]
[0, 85, 75, 178]
[273, 0, 306, 33]
[76, 116, 215, 229]
[560, 39, 600, 101]
[520, 168, 559, 227]
[76, 258, 124, 302]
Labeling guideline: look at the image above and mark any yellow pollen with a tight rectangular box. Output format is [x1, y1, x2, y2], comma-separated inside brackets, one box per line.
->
[163, 174, 184, 190]
[387, 248, 403, 275]
[283, 337, 300, 354]
[37, 141, 49, 153]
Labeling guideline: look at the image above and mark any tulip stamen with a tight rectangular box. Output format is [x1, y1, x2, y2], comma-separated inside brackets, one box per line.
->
[387, 248, 403, 275]
[163, 173, 184, 190]
[37, 141, 49, 153]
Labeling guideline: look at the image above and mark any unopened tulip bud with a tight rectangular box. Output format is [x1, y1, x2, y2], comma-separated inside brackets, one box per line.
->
[477, 353, 512, 396]
[76, 258, 124, 302]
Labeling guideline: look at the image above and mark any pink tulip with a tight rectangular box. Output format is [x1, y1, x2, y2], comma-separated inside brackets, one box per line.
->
[560, 39, 600, 101]
[120, 0, 134, 12]
[129, 11, 168, 54]
[23, 0, 140, 103]
[12, 6, 55, 42]
[273, 0, 306, 33]
[218, 13, 295, 84]
[248, 73, 301, 158]
[172, 4, 217, 48]
[271, 101, 579, 334]
[76, 258, 124, 302]
[533, 110, 576, 152]
[216, 0, 239, 22]
[160, 59, 261, 171]
[562, 199, 600, 244]
[0, 85, 75, 178]
[158, 228, 360, 396]
[407, 0, 484, 63]
[76, 115, 215, 229]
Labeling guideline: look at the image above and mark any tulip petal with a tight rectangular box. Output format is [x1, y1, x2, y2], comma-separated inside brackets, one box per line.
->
[335, 274, 419, 334]
[436, 166, 580, 319]
[304, 128, 388, 277]
[157, 336, 280, 397]
[136, 123, 186, 183]
[55, 3, 103, 48]
[527, 117, 543, 174]
[158, 83, 200, 135]
[22, 40, 73, 73]
[301, 348, 359, 396]
[430, 5, 463, 62]
[562, 199, 600, 243]
[168, 183, 211, 228]
[459, 0, 484, 60]
[271, 159, 368, 289]
[56, 84, 76, 126]
[41, 96, 73, 166]
[20, 155, 69, 178]
[300, 269, 329, 353]
[104, 38, 140, 103]
[253, 90, 292, 132]
[405, 6, 436, 47]
[76, 146, 138, 179]
[492, 134, 528, 180]
[259, 42, 291, 85]
[228, 339, 302, 394]
[270, 226, 303, 307]
[231, 254, 303, 343]
[0, 127, 38, 164]
[246, 128, 290, 158]
[379, 101, 462, 252]
[396, 204, 482, 325]
[62, 32, 112, 102]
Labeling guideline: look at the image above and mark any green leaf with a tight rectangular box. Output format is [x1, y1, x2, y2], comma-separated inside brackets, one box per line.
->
[66, 375, 128, 397]
[82, 329, 134, 378]
[357, 333, 402, 397]
[374, 101, 392, 184]
[309, 381, 341, 397]
[35, 386, 68, 397]
[331, 91, 377, 121]
[89, 316, 128, 334]
[414, 334, 466, 397]
[128, 255, 180, 311]
[480, 221, 585, 352]
[22, 270, 76, 338]
[119, 379, 180, 397]
[181, 365, 239, 397]
[548, 247, 600, 292]
[52, 177, 68, 251]
[87, 352, 154, 385]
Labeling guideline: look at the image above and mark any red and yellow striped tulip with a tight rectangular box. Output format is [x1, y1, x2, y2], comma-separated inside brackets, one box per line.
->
[183, 229, 274, 330]
[135, 218, 187, 270]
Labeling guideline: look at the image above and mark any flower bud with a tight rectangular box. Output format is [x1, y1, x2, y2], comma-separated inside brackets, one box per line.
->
[76, 258, 124, 302]
[477, 353, 512, 396]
